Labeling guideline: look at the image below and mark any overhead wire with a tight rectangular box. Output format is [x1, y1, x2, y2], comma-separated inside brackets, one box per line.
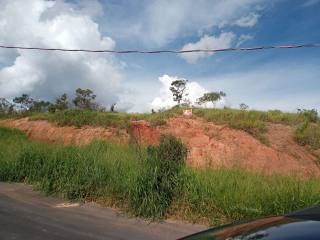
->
[0, 43, 319, 54]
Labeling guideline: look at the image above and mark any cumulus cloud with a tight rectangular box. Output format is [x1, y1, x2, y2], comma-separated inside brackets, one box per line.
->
[102, 0, 266, 47]
[180, 32, 236, 63]
[234, 13, 259, 27]
[0, 0, 124, 108]
[150, 74, 226, 110]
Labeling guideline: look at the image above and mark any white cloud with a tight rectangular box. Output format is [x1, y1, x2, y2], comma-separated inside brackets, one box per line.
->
[180, 32, 236, 63]
[0, 0, 124, 107]
[234, 13, 259, 27]
[150, 74, 226, 110]
[103, 0, 265, 46]
[236, 34, 254, 47]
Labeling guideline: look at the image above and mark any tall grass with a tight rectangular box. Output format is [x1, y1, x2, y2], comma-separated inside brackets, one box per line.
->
[295, 121, 320, 150]
[1, 126, 320, 226]
[130, 134, 187, 219]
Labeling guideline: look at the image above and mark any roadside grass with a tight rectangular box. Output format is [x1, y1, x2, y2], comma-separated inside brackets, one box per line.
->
[1, 126, 320, 226]
[295, 121, 320, 150]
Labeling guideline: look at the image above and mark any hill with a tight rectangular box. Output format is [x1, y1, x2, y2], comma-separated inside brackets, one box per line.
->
[1, 108, 320, 178]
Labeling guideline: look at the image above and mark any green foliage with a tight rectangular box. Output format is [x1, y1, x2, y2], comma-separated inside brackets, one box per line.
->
[73, 88, 98, 110]
[194, 108, 268, 142]
[13, 93, 34, 110]
[1, 126, 320, 226]
[55, 93, 69, 111]
[30, 100, 51, 112]
[29, 107, 184, 128]
[130, 135, 187, 219]
[170, 79, 188, 105]
[297, 109, 318, 123]
[239, 103, 249, 110]
[197, 91, 226, 106]
[0, 98, 14, 114]
[193, 108, 317, 144]
[295, 121, 320, 149]
[173, 168, 320, 225]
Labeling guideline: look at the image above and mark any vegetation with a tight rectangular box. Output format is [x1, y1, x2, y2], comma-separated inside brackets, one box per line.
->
[1, 126, 320, 226]
[0, 86, 319, 146]
[0, 98, 14, 114]
[28, 107, 183, 128]
[197, 91, 226, 107]
[73, 88, 99, 110]
[170, 79, 188, 106]
[239, 103, 249, 110]
[130, 134, 187, 218]
[295, 121, 320, 149]
[13, 94, 34, 109]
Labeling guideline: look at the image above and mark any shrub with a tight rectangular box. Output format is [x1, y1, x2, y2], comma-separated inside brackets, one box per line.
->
[295, 121, 320, 149]
[130, 134, 187, 219]
[297, 109, 318, 123]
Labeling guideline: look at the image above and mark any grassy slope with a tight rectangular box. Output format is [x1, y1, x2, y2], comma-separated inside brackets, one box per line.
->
[1, 126, 320, 226]
[2, 107, 320, 149]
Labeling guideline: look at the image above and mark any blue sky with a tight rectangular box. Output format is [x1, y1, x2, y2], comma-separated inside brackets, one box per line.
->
[0, 0, 319, 112]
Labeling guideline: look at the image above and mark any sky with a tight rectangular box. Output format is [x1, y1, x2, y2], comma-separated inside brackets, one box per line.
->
[0, 0, 319, 112]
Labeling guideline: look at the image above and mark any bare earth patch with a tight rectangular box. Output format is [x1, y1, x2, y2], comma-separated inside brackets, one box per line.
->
[1, 116, 319, 178]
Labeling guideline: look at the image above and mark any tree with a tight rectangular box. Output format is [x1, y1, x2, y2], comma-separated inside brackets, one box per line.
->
[239, 103, 249, 110]
[169, 79, 188, 106]
[0, 98, 14, 114]
[55, 93, 69, 111]
[13, 94, 34, 110]
[197, 91, 226, 107]
[110, 103, 116, 112]
[73, 88, 97, 110]
[31, 100, 51, 112]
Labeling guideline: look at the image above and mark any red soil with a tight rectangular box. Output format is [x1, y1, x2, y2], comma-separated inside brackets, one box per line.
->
[0, 118, 128, 145]
[159, 117, 320, 177]
[1, 116, 319, 178]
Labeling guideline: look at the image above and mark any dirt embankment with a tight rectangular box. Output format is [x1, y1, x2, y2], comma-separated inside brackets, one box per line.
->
[1, 117, 319, 178]
[0, 118, 128, 145]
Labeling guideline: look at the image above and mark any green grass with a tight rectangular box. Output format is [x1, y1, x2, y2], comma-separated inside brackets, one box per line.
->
[1, 126, 320, 226]
[193, 108, 317, 144]
[3, 107, 319, 145]
[28, 108, 183, 128]
[295, 121, 320, 149]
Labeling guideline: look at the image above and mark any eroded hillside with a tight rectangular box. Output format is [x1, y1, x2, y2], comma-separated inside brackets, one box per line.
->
[1, 116, 319, 178]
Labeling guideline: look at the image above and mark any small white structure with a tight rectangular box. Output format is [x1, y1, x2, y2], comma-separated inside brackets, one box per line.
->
[183, 109, 193, 117]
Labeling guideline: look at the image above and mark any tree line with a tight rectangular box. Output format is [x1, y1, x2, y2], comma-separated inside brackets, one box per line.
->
[0, 88, 115, 114]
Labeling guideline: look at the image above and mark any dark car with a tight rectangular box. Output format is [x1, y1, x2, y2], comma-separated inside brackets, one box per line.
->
[179, 205, 320, 240]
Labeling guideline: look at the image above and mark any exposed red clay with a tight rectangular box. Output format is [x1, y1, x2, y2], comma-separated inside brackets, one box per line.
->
[1, 116, 319, 178]
[0, 118, 128, 145]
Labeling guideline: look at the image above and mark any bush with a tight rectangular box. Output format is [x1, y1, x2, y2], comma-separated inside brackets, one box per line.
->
[130, 134, 187, 219]
[295, 121, 320, 149]
[297, 109, 318, 123]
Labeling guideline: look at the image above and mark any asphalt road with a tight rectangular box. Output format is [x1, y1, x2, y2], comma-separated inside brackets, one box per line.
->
[0, 182, 205, 240]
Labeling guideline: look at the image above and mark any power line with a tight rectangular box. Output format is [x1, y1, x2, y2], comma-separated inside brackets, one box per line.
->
[0, 43, 319, 54]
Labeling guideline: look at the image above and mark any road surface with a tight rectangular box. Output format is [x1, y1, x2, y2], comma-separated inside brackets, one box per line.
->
[0, 182, 205, 240]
